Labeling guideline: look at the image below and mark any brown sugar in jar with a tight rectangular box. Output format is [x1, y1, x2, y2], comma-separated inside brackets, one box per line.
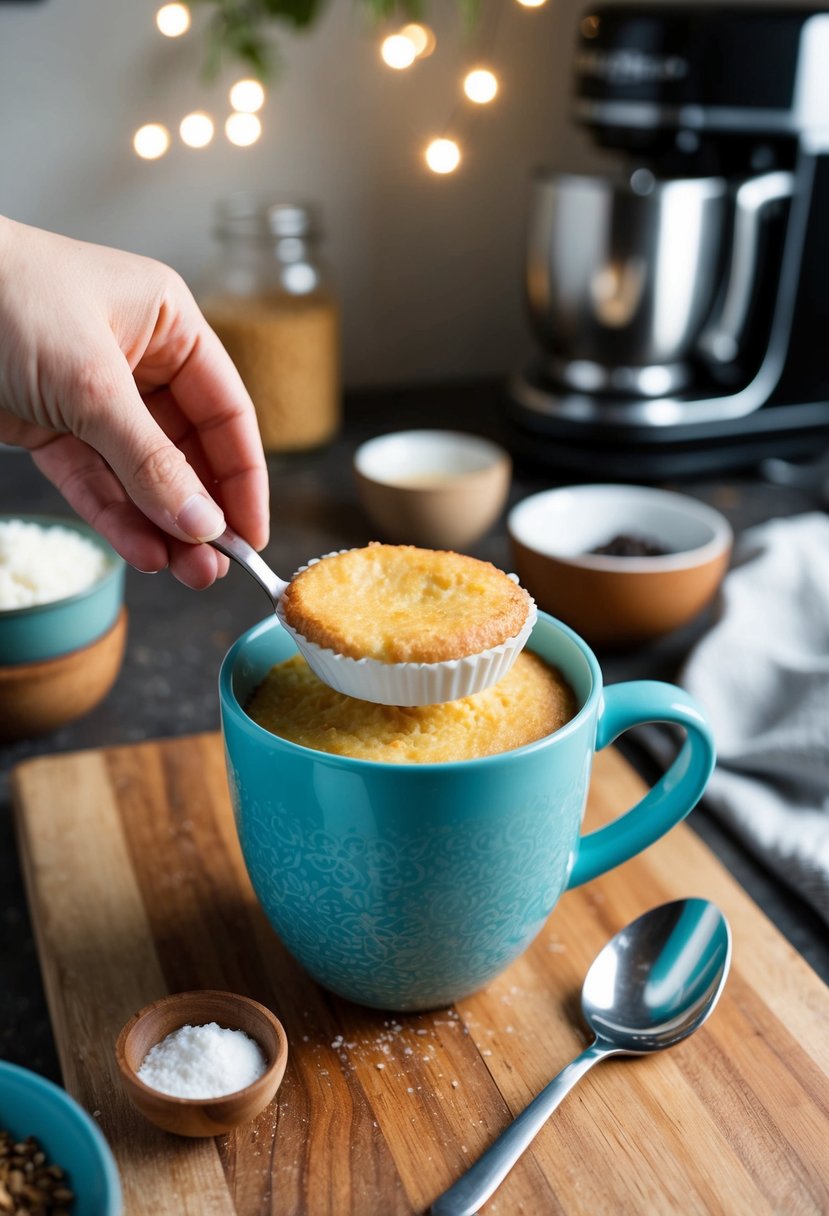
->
[201, 196, 340, 453]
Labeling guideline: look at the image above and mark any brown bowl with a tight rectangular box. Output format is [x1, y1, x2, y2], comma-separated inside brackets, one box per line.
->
[0, 607, 127, 741]
[508, 485, 733, 647]
[115, 990, 288, 1138]
[353, 429, 511, 550]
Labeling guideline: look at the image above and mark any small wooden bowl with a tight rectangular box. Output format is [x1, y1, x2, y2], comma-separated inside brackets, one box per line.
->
[0, 606, 127, 741]
[115, 990, 288, 1138]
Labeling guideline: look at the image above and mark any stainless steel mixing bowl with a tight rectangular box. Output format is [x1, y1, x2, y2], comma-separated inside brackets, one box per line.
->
[525, 170, 728, 395]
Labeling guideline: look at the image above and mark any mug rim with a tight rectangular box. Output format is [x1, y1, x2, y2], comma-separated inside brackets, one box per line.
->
[219, 609, 603, 772]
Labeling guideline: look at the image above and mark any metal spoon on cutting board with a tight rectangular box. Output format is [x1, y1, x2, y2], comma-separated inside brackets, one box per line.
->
[431, 898, 732, 1216]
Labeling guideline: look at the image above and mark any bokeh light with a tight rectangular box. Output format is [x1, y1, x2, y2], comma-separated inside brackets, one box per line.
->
[229, 78, 266, 114]
[425, 138, 461, 174]
[133, 123, 171, 159]
[515, 0, 547, 7]
[463, 68, 498, 104]
[401, 23, 436, 58]
[225, 112, 262, 147]
[381, 33, 418, 70]
[155, 3, 191, 37]
[179, 111, 214, 148]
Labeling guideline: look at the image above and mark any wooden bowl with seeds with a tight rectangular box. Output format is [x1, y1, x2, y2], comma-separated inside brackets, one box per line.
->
[509, 484, 733, 647]
[115, 989, 289, 1138]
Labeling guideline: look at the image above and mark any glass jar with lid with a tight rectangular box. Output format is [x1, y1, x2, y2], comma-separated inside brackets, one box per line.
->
[200, 195, 340, 453]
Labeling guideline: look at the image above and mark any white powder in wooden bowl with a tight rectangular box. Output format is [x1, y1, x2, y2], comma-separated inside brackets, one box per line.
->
[137, 1023, 267, 1099]
[0, 520, 109, 609]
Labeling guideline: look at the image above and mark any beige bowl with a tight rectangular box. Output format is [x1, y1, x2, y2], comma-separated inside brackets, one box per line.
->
[508, 485, 732, 647]
[353, 429, 511, 550]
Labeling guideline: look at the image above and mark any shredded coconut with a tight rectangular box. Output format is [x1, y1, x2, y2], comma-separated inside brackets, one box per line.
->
[137, 1022, 268, 1099]
[0, 520, 108, 609]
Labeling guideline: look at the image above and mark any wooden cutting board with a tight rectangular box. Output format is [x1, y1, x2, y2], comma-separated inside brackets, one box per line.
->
[12, 734, 829, 1216]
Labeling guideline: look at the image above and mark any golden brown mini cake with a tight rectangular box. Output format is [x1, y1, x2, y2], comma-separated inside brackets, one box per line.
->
[246, 650, 576, 763]
[280, 543, 532, 664]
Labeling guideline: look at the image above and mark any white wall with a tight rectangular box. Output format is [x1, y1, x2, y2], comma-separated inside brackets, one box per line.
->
[0, 0, 604, 387]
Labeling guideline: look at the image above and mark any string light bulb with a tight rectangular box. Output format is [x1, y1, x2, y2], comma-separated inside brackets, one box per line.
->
[463, 68, 498, 104]
[133, 123, 171, 159]
[225, 111, 262, 146]
[155, 3, 191, 37]
[425, 137, 461, 174]
[229, 78, 266, 113]
[401, 23, 436, 58]
[381, 33, 418, 70]
[179, 111, 214, 148]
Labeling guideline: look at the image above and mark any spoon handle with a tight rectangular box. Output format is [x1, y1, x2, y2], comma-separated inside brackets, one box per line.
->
[209, 527, 290, 608]
[431, 1040, 611, 1216]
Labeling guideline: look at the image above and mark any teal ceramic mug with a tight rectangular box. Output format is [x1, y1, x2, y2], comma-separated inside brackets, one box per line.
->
[220, 611, 715, 1011]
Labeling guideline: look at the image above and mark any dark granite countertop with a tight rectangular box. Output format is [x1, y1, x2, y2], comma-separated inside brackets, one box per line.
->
[2, 379, 827, 1082]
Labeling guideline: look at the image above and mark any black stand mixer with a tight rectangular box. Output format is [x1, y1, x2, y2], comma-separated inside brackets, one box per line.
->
[505, 4, 829, 478]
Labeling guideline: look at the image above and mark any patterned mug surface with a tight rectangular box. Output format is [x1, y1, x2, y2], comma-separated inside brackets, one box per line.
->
[220, 612, 715, 1010]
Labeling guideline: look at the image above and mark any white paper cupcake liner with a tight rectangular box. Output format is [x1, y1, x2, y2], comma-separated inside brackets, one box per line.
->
[275, 551, 537, 706]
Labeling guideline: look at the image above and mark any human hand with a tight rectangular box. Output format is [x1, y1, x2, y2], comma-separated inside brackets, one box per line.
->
[0, 216, 269, 589]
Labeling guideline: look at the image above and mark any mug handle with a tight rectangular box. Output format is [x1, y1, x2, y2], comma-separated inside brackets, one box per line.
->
[566, 681, 715, 890]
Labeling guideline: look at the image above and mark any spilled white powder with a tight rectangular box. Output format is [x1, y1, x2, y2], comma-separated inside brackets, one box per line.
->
[137, 1022, 267, 1099]
[0, 520, 108, 609]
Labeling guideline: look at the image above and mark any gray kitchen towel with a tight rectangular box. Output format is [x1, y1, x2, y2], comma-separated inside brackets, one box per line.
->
[643, 511, 829, 926]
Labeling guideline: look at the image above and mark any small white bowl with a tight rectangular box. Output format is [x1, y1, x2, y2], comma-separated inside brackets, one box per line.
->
[353, 430, 511, 550]
[508, 485, 733, 647]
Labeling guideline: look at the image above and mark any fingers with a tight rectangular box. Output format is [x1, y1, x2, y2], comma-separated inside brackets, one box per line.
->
[129, 276, 269, 551]
[164, 324, 269, 552]
[166, 536, 229, 590]
[119, 270, 268, 552]
[141, 384, 266, 548]
[30, 434, 170, 573]
[31, 334, 244, 589]
[72, 345, 230, 547]
[0, 227, 260, 590]
[30, 432, 231, 589]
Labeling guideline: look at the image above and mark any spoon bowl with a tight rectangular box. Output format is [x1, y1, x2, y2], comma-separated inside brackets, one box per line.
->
[582, 897, 731, 1052]
[210, 528, 536, 706]
[431, 898, 731, 1215]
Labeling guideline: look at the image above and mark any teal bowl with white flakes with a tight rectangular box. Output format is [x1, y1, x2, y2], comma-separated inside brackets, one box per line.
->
[0, 514, 125, 664]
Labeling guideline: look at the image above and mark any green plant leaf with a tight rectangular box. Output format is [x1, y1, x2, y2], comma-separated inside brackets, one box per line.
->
[203, 4, 277, 80]
[260, 0, 329, 29]
[459, 0, 480, 28]
[357, 0, 425, 20]
[194, 0, 482, 79]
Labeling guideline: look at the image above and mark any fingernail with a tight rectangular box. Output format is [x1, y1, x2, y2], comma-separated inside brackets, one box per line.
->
[177, 494, 225, 542]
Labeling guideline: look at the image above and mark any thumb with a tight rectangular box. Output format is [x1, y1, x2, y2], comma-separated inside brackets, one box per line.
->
[75, 353, 226, 544]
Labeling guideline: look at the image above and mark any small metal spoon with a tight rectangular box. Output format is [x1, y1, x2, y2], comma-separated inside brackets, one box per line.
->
[210, 526, 289, 609]
[431, 898, 732, 1216]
